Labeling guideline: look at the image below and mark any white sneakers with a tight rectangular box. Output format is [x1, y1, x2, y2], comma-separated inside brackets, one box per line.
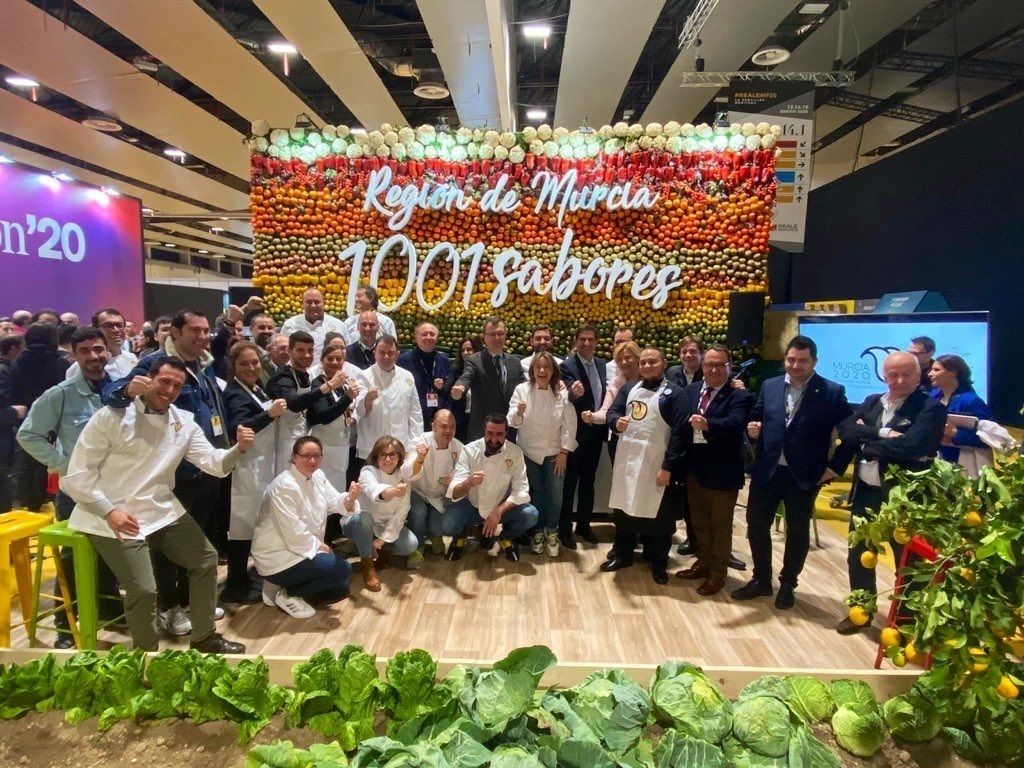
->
[545, 530, 560, 558]
[158, 606, 191, 636]
[262, 580, 315, 618]
[531, 531, 546, 555]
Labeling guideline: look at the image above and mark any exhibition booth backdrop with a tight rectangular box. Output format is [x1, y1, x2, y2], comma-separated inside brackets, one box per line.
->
[247, 120, 780, 354]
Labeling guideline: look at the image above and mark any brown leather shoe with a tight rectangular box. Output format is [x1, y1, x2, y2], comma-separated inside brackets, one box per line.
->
[697, 574, 726, 596]
[676, 564, 710, 580]
[375, 548, 392, 571]
[360, 557, 381, 592]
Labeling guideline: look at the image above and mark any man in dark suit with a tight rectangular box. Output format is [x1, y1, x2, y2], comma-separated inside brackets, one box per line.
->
[833, 350, 945, 634]
[451, 316, 524, 441]
[345, 311, 378, 370]
[907, 335, 936, 391]
[558, 324, 607, 548]
[732, 335, 855, 609]
[666, 335, 704, 389]
[397, 320, 451, 430]
[676, 344, 755, 596]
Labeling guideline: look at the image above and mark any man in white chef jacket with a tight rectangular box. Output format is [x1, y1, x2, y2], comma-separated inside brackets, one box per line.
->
[405, 409, 474, 558]
[62, 357, 254, 653]
[353, 336, 423, 459]
[446, 413, 539, 563]
[280, 288, 347, 360]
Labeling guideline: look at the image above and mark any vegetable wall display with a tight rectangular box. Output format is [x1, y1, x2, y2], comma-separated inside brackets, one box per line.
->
[248, 121, 778, 353]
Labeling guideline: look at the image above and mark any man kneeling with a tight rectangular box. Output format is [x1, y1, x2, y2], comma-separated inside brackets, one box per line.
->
[63, 357, 251, 653]
[445, 414, 539, 562]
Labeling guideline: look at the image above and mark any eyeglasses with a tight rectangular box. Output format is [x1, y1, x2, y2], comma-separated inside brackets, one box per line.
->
[703, 362, 728, 370]
[379, 451, 400, 459]
[296, 453, 323, 460]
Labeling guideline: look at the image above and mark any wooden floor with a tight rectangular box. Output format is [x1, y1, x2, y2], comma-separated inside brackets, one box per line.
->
[9, 487, 894, 669]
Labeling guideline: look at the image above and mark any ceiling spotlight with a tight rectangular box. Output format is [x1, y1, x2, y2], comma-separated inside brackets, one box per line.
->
[526, 109, 547, 121]
[52, 171, 73, 182]
[268, 42, 297, 54]
[141, 207, 154, 214]
[6, 75, 39, 88]
[101, 186, 120, 196]
[0, 155, 12, 164]
[211, 226, 224, 233]
[414, 80, 450, 100]
[163, 147, 186, 162]
[522, 24, 551, 39]
[198, 249, 210, 254]
[799, 3, 830, 13]
[752, 46, 791, 66]
[132, 56, 160, 74]
[82, 116, 123, 132]
[163, 242, 175, 247]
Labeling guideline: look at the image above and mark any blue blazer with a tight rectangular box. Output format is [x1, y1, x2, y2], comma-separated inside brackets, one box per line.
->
[749, 373, 854, 489]
[928, 386, 993, 463]
[683, 381, 755, 491]
[397, 349, 452, 430]
[559, 353, 609, 442]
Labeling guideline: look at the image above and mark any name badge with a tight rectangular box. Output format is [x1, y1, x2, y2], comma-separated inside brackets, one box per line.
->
[211, 414, 224, 437]
[426, 392, 439, 408]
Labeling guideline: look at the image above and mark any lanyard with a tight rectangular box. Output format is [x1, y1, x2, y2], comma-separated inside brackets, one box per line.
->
[415, 353, 436, 387]
[234, 378, 266, 408]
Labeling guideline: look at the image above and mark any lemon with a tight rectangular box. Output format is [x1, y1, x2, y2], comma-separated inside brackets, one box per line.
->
[848, 606, 871, 627]
[969, 648, 988, 674]
[893, 527, 911, 545]
[905, 642, 919, 663]
[892, 651, 907, 668]
[997, 676, 1020, 699]
[963, 511, 984, 528]
[860, 550, 878, 569]
[958, 567, 976, 583]
[880, 628, 902, 649]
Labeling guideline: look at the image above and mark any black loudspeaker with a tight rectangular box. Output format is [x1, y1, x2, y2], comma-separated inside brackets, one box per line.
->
[229, 285, 262, 306]
[725, 292, 765, 346]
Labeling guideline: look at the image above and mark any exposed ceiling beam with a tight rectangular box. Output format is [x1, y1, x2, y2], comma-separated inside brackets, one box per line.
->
[876, 50, 1024, 81]
[254, 0, 404, 129]
[484, 0, 516, 130]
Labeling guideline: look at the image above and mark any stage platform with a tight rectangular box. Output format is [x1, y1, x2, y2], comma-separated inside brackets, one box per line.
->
[8, 488, 894, 671]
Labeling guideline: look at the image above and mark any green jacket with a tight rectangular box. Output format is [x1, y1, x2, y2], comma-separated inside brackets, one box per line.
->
[17, 370, 108, 476]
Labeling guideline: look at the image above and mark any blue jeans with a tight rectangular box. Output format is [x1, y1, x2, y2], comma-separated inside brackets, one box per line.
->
[341, 510, 418, 558]
[524, 456, 563, 530]
[408, 493, 476, 548]
[460, 501, 540, 540]
[265, 553, 351, 599]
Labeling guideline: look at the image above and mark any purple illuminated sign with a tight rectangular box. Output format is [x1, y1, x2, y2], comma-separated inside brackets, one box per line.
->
[0, 161, 144, 323]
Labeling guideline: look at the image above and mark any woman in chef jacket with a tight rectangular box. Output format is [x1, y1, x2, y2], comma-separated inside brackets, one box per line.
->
[506, 351, 577, 557]
[345, 435, 419, 589]
[222, 341, 288, 604]
[307, 342, 361, 488]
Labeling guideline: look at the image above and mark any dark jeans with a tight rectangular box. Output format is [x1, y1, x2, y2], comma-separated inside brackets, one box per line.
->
[346, 449, 364, 487]
[54, 491, 121, 627]
[157, 472, 224, 610]
[612, 525, 671, 575]
[0, 455, 15, 512]
[746, 465, 821, 588]
[560, 430, 603, 536]
[847, 482, 903, 596]
[15, 446, 49, 511]
[265, 553, 351, 599]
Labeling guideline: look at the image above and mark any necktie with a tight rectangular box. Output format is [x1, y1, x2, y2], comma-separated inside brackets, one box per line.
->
[494, 354, 506, 387]
[698, 387, 714, 413]
[585, 360, 601, 409]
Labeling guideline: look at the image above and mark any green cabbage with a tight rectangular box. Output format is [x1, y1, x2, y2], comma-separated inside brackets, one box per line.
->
[785, 677, 835, 723]
[655, 729, 727, 768]
[831, 704, 885, 757]
[882, 693, 941, 742]
[731, 696, 791, 758]
[650, 661, 733, 744]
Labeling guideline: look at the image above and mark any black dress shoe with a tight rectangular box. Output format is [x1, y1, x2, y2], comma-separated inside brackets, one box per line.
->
[676, 539, 696, 556]
[728, 554, 747, 571]
[54, 633, 76, 650]
[600, 557, 634, 572]
[479, 536, 495, 551]
[446, 538, 467, 561]
[559, 533, 578, 551]
[191, 633, 246, 654]
[652, 570, 669, 585]
[605, 547, 617, 561]
[499, 539, 520, 562]
[576, 527, 598, 544]
[731, 579, 773, 601]
[774, 583, 795, 610]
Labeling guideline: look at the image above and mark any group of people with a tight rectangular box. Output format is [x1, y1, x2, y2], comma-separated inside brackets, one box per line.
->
[0, 287, 996, 652]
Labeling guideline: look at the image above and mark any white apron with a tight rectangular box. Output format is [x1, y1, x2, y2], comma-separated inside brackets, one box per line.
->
[275, 368, 310, 475]
[229, 382, 278, 540]
[608, 381, 670, 519]
[310, 389, 352, 490]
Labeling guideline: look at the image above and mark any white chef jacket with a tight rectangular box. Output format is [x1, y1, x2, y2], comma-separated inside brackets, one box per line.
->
[63, 399, 240, 539]
[340, 311, 397, 346]
[353, 364, 423, 458]
[447, 438, 531, 512]
[506, 382, 577, 464]
[358, 464, 413, 542]
[404, 431, 464, 511]
[251, 465, 358, 576]
[280, 313, 348, 359]
[66, 349, 138, 381]
[520, 353, 563, 374]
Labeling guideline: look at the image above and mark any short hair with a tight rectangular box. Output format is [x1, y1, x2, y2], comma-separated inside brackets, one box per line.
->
[614, 340, 642, 364]
[323, 331, 345, 347]
[786, 334, 818, 359]
[227, 340, 261, 377]
[527, 351, 563, 391]
[575, 324, 598, 340]
[25, 322, 58, 348]
[678, 335, 704, 353]
[704, 343, 732, 363]
[357, 284, 380, 309]
[321, 342, 346, 361]
[31, 308, 59, 323]
[292, 435, 323, 456]
[911, 335, 936, 355]
[153, 315, 173, 331]
[530, 324, 551, 337]
[414, 320, 438, 334]
[170, 309, 205, 331]
[485, 413, 508, 428]
[482, 315, 503, 333]
[935, 354, 973, 389]
[376, 334, 398, 349]
[288, 330, 315, 348]
[367, 435, 406, 467]
[70, 326, 105, 348]
[91, 307, 123, 327]
[0, 335, 25, 356]
[56, 322, 77, 347]
[151, 356, 188, 378]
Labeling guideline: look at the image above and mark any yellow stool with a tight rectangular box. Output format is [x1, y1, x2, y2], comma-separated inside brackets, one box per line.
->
[0, 510, 54, 647]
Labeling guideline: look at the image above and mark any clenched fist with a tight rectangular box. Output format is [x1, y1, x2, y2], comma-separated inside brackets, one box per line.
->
[570, 380, 585, 399]
[746, 421, 762, 440]
[236, 425, 255, 452]
[615, 416, 629, 434]
[268, 398, 288, 418]
[125, 375, 152, 398]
